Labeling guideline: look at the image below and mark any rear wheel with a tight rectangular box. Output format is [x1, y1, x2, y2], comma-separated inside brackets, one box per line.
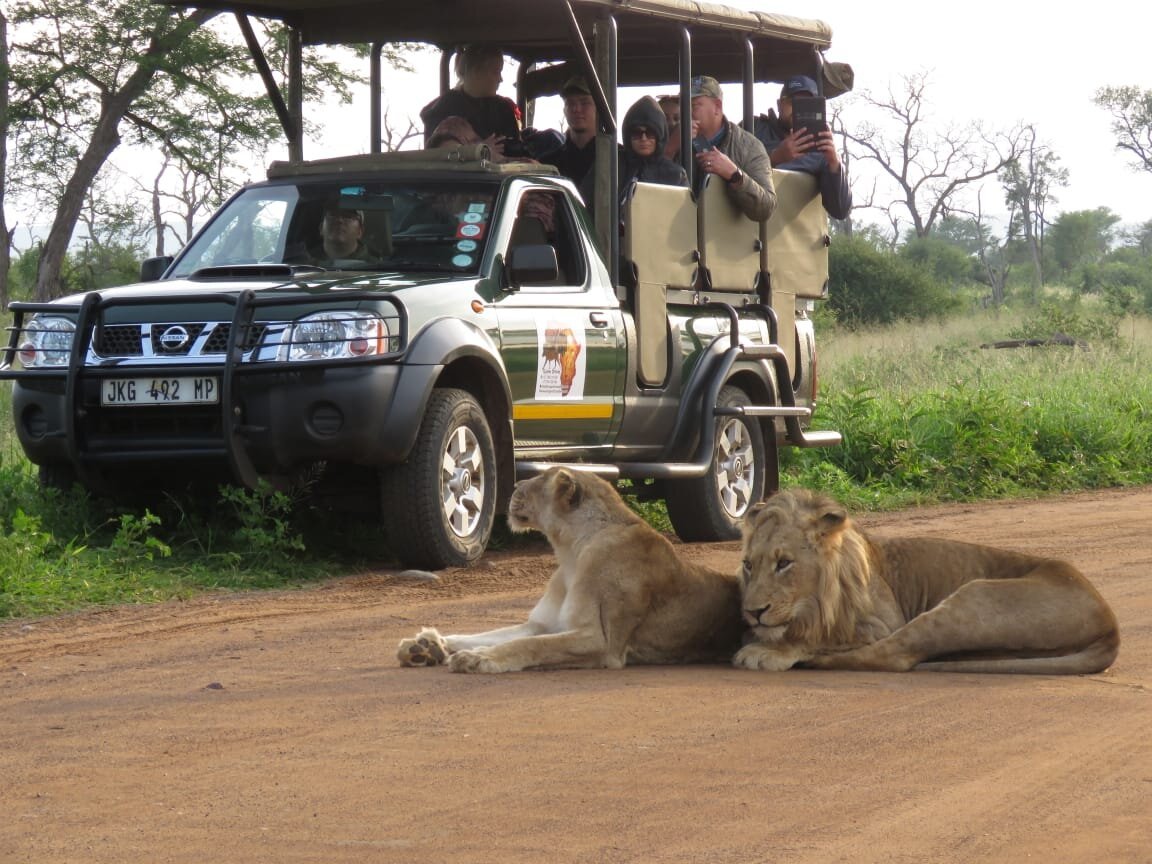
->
[380, 388, 497, 569]
[665, 384, 769, 542]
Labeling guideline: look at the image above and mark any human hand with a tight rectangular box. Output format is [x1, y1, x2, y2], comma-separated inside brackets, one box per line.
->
[771, 128, 817, 165]
[810, 130, 841, 172]
[483, 134, 506, 162]
[694, 147, 738, 182]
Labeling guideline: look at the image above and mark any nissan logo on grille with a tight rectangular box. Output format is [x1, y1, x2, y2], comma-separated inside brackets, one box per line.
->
[158, 325, 191, 352]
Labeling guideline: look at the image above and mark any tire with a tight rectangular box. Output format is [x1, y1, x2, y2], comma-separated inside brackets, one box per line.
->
[665, 384, 769, 542]
[380, 388, 497, 569]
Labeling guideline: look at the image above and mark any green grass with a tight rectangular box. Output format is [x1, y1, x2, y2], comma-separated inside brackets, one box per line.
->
[2, 309, 1150, 618]
[782, 311, 1152, 509]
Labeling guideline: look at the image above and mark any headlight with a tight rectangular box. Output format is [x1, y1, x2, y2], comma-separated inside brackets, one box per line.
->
[283, 311, 393, 361]
[18, 315, 76, 368]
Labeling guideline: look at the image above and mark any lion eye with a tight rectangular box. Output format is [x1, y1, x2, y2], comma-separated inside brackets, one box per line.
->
[741, 559, 752, 580]
[775, 558, 793, 574]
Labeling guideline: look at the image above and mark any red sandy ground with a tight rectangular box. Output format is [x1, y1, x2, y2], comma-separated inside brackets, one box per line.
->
[2, 487, 1150, 863]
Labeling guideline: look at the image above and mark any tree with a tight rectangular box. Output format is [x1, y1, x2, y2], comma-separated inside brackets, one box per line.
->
[3, 1, 371, 301]
[999, 125, 1067, 299]
[1095, 86, 1152, 174]
[843, 71, 1025, 240]
[1047, 208, 1121, 280]
[1, 10, 13, 310]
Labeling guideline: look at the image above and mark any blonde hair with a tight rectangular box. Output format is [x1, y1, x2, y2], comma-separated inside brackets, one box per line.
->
[454, 44, 503, 84]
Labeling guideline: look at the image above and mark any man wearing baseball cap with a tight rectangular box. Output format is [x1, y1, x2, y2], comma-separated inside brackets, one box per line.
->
[689, 75, 776, 222]
[319, 202, 370, 262]
[540, 75, 598, 184]
[754, 74, 852, 220]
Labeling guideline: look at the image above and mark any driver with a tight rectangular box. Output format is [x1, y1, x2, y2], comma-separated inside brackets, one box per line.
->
[318, 204, 369, 261]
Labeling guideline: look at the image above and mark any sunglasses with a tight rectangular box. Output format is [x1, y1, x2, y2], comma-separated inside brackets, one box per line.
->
[629, 127, 658, 140]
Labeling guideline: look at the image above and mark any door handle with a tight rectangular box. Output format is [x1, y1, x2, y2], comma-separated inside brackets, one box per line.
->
[589, 312, 610, 328]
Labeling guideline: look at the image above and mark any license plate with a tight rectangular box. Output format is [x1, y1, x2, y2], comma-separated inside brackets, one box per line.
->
[101, 377, 219, 406]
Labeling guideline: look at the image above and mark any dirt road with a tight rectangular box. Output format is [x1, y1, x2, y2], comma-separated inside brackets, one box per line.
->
[2, 487, 1150, 864]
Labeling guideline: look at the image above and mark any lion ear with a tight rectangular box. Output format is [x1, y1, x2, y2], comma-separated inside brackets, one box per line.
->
[553, 468, 583, 510]
[815, 506, 848, 538]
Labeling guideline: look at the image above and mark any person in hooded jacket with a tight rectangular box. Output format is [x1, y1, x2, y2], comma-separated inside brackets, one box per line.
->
[580, 95, 687, 209]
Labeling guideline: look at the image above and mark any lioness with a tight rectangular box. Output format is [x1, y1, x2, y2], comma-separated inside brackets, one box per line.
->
[735, 488, 1120, 674]
[397, 467, 743, 673]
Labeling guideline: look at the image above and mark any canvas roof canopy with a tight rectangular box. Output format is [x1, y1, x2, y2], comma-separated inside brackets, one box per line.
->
[156, 0, 851, 95]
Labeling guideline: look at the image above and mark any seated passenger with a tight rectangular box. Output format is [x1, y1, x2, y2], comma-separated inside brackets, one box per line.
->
[657, 93, 681, 161]
[620, 96, 688, 193]
[580, 95, 687, 209]
[689, 75, 776, 223]
[420, 45, 522, 159]
[540, 76, 597, 184]
[754, 75, 852, 220]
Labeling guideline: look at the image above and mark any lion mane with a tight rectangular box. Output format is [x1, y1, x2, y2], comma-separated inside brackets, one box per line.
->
[734, 488, 1120, 674]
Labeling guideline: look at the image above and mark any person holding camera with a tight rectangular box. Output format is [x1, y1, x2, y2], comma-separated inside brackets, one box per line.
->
[688, 75, 776, 223]
[754, 75, 852, 220]
[420, 45, 522, 158]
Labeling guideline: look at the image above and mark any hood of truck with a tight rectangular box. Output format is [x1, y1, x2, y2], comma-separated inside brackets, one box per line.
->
[48, 271, 469, 306]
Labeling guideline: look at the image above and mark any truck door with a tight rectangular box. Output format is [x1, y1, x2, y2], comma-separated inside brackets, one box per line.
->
[494, 188, 624, 456]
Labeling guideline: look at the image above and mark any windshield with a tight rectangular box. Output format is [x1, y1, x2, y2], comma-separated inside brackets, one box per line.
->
[169, 179, 500, 278]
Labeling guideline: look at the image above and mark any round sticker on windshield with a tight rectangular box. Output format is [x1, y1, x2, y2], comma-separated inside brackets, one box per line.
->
[452, 254, 474, 267]
[461, 212, 483, 224]
[459, 223, 482, 238]
[457, 240, 477, 252]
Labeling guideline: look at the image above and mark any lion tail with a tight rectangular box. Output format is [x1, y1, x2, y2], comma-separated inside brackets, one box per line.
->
[917, 631, 1120, 675]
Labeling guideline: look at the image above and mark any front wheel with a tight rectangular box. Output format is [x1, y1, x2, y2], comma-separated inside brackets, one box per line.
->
[665, 385, 771, 542]
[380, 388, 497, 569]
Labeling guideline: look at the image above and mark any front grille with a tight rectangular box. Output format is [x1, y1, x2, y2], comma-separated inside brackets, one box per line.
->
[92, 322, 268, 358]
[97, 324, 145, 356]
[202, 323, 268, 354]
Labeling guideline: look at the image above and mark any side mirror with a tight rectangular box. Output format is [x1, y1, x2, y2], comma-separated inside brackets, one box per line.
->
[139, 256, 173, 282]
[506, 244, 558, 290]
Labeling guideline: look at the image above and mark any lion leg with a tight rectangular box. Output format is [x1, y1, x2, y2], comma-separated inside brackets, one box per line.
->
[807, 570, 1119, 674]
[733, 642, 816, 671]
[449, 628, 616, 674]
[396, 627, 451, 667]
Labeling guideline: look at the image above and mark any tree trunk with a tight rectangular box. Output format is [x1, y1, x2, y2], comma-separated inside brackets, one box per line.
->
[1, 11, 12, 309]
[32, 11, 214, 301]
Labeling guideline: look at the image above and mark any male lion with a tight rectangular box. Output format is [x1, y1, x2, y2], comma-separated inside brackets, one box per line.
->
[397, 467, 743, 673]
[735, 488, 1120, 674]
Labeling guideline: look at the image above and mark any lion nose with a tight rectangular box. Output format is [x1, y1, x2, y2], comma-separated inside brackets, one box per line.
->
[743, 605, 770, 626]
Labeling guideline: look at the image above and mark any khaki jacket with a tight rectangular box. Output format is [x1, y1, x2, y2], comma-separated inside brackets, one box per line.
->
[716, 119, 777, 222]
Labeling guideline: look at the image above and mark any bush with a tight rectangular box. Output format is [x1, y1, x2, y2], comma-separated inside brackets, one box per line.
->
[828, 236, 961, 327]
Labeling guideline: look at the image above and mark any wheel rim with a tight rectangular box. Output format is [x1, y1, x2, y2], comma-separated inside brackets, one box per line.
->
[441, 423, 486, 539]
[713, 417, 755, 519]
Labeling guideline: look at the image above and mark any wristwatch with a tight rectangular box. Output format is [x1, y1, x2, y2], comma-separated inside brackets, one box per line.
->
[726, 168, 744, 186]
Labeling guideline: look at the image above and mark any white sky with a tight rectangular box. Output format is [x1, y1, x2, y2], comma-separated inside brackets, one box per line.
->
[302, 0, 1152, 234]
[12, 1, 1150, 248]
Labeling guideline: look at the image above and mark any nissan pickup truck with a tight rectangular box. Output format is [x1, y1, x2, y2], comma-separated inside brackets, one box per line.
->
[2, 0, 846, 568]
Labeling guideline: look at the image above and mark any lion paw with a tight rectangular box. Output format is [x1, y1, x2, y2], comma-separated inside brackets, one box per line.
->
[733, 643, 803, 672]
[448, 648, 507, 674]
[397, 627, 450, 667]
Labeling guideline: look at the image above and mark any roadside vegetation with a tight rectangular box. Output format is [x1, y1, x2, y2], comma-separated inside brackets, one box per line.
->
[3, 294, 1149, 618]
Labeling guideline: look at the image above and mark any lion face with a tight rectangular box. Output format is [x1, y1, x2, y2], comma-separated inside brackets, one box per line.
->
[507, 472, 553, 534]
[507, 468, 632, 536]
[739, 490, 850, 644]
